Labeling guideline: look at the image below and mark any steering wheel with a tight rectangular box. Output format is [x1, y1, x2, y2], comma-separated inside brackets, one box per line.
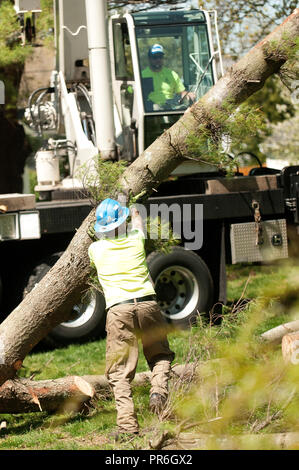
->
[237, 151, 263, 168]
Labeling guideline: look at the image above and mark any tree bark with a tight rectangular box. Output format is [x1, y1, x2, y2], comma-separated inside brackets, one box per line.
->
[282, 332, 299, 364]
[0, 9, 298, 386]
[261, 320, 299, 344]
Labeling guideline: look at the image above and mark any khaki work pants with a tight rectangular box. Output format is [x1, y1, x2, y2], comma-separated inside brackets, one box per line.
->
[105, 300, 175, 433]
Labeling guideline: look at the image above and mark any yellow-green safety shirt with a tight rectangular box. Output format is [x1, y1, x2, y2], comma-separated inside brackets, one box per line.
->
[142, 66, 185, 105]
[88, 229, 155, 309]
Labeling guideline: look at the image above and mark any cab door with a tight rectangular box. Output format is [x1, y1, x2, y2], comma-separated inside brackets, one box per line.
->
[110, 18, 137, 161]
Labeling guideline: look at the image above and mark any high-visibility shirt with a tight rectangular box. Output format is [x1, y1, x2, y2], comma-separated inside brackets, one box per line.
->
[88, 229, 155, 309]
[142, 66, 185, 105]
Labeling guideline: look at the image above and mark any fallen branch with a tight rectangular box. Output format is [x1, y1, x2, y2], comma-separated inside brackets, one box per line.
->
[261, 320, 299, 344]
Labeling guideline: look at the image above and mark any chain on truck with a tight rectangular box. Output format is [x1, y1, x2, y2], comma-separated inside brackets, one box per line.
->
[0, 0, 298, 346]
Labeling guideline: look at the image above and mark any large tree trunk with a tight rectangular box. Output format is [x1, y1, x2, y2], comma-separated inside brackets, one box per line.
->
[0, 9, 298, 387]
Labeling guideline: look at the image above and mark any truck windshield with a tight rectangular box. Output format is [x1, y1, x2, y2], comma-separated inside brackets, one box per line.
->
[133, 11, 214, 113]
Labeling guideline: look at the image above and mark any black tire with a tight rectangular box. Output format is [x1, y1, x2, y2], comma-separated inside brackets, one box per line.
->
[23, 252, 106, 346]
[147, 247, 214, 328]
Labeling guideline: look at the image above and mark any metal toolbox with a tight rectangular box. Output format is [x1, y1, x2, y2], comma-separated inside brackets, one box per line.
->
[230, 219, 288, 264]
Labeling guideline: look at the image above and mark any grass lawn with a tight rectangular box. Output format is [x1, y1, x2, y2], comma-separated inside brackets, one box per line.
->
[1, 259, 299, 450]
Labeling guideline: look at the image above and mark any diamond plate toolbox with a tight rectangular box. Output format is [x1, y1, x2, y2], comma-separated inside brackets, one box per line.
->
[230, 219, 288, 264]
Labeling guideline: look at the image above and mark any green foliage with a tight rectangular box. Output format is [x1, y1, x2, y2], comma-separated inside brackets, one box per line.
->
[187, 70, 296, 166]
[77, 156, 129, 206]
[263, 34, 299, 65]
[186, 101, 267, 173]
[278, 37, 299, 94]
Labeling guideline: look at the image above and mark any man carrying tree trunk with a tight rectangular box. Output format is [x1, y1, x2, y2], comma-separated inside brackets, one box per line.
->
[88, 198, 175, 440]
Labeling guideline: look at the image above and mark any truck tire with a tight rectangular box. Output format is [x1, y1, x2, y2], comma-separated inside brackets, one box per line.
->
[147, 247, 214, 328]
[23, 252, 106, 346]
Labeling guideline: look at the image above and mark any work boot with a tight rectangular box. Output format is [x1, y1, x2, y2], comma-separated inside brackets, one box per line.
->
[149, 393, 167, 414]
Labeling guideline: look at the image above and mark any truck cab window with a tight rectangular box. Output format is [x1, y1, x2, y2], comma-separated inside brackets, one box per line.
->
[133, 11, 214, 113]
[113, 21, 133, 80]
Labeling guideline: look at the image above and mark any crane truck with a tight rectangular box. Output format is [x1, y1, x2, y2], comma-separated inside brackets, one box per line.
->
[0, 0, 297, 346]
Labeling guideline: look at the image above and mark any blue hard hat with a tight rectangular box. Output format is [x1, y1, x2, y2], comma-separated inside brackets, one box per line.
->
[94, 198, 130, 234]
[148, 44, 164, 57]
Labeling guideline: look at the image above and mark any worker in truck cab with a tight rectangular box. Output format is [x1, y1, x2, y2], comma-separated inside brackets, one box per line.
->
[142, 43, 196, 110]
[88, 198, 175, 440]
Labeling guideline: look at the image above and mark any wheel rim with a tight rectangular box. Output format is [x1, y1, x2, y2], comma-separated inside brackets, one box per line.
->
[60, 291, 97, 328]
[154, 265, 200, 321]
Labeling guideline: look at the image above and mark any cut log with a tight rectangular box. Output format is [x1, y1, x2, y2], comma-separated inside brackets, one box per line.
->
[261, 320, 299, 344]
[282, 332, 299, 364]
[0, 375, 95, 414]
[0, 363, 197, 414]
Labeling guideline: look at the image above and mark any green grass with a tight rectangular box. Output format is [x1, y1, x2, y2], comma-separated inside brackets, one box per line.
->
[1, 260, 299, 450]
[19, 340, 107, 380]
